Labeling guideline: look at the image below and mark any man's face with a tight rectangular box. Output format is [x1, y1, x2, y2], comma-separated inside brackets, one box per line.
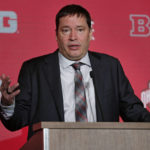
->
[56, 15, 92, 61]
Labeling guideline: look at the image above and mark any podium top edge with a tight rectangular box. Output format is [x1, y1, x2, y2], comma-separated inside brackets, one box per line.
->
[33, 122, 150, 131]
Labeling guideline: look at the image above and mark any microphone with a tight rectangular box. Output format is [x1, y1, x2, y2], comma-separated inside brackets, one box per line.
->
[90, 71, 104, 121]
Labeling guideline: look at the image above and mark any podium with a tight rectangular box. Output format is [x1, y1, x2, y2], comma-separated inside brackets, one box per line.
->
[21, 122, 150, 150]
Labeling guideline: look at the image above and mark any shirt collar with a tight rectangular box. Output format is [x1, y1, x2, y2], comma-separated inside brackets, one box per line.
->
[58, 52, 91, 69]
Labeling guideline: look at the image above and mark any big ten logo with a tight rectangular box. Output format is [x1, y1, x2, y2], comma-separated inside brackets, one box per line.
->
[91, 20, 95, 40]
[141, 81, 150, 112]
[129, 14, 150, 37]
[0, 11, 18, 33]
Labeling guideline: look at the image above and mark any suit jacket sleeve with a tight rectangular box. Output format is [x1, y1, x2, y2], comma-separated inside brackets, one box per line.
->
[117, 60, 150, 121]
[0, 61, 32, 131]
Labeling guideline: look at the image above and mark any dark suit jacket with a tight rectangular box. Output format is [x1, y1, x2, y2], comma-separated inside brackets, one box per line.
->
[1, 50, 150, 139]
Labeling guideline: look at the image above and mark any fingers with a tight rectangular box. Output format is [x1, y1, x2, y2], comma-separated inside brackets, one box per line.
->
[1, 85, 20, 106]
[0, 74, 11, 91]
[9, 89, 20, 99]
[7, 82, 20, 94]
[3, 87, 20, 100]
[0, 74, 20, 106]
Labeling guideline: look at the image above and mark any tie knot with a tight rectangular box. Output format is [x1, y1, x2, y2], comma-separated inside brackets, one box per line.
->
[72, 63, 82, 70]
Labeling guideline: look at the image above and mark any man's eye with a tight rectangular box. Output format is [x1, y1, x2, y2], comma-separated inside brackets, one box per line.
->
[62, 29, 70, 33]
[78, 28, 84, 32]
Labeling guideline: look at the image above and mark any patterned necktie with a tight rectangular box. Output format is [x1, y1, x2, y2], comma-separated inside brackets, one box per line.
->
[72, 63, 87, 122]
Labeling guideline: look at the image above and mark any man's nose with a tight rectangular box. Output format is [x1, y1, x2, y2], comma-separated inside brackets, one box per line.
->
[69, 30, 77, 41]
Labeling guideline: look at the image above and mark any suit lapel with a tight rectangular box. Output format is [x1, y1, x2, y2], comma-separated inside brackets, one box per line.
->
[43, 50, 64, 121]
[89, 52, 105, 121]
[42, 50, 105, 122]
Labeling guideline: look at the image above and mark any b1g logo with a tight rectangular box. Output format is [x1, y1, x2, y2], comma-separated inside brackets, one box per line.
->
[129, 14, 150, 37]
[141, 81, 150, 111]
[0, 11, 17, 33]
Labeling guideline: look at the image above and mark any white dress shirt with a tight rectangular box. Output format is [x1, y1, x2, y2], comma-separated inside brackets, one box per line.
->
[59, 52, 97, 122]
[0, 52, 97, 122]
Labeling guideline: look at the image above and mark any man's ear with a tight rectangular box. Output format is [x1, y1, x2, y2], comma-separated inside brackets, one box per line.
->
[89, 28, 93, 41]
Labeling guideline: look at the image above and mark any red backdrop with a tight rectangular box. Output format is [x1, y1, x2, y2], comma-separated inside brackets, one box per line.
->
[0, 0, 150, 149]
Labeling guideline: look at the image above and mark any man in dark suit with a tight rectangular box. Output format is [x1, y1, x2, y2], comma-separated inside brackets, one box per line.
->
[0, 4, 150, 140]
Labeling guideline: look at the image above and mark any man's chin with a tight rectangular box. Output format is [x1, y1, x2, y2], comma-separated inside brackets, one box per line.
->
[68, 54, 84, 61]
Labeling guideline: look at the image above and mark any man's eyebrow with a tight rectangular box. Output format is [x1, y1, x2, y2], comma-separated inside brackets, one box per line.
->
[61, 25, 85, 28]
[76, 25, 85, 28]
[60, 26, 70, 28]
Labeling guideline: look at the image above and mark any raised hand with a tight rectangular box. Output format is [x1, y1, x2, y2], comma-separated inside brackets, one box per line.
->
[0, 74, 20, 106]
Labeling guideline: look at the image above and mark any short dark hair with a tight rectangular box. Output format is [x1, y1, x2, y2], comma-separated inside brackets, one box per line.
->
[55, 4, 91, 32]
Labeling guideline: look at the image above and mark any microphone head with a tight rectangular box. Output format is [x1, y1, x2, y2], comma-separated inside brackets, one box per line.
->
[90, 71, 94, 78]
